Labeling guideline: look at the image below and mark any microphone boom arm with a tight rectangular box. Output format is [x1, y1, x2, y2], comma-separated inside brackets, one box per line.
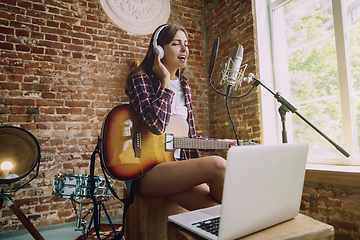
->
[250, 75, 350, 158]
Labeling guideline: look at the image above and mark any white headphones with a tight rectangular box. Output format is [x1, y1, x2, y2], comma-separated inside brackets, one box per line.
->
[153, 25, 167, 59]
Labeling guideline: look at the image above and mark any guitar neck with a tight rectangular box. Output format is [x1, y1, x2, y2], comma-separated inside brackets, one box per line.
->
[173, 137, 231, 150]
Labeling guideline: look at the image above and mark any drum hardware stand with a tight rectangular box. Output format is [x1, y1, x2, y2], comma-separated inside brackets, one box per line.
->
[0, 190, 45, 240]
[70, 195, 117, 240]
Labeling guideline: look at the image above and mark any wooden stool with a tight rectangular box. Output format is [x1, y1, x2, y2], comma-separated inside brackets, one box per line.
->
[124, 188, 187, 240]
[167, 213, 334, 240]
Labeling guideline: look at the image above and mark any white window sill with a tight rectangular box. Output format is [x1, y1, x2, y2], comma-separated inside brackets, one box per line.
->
[305, 164, 360, 187]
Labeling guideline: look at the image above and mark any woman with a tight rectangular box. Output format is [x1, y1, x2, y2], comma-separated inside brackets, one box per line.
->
[125, 24, 226, 211]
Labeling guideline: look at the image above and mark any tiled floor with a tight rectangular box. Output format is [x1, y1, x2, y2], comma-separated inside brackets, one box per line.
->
[0, 215, 122, 240]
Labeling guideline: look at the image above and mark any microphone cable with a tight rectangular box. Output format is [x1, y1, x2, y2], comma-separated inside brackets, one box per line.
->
[208, 37, 258, 146]
[226, 85, 240, 146]
[207, 38, 256, 99]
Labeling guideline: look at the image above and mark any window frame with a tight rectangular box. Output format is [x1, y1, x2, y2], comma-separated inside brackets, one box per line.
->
[254, 0, 360, 166]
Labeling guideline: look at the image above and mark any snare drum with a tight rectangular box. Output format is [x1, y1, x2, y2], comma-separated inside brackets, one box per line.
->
[52, 173, 113, 200]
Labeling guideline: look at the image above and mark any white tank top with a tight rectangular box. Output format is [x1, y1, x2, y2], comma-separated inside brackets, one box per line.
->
[166, 77, 189, 159]
[169, 77, 187, 118]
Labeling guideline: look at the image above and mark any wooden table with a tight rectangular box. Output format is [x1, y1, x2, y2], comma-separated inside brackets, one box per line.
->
[168, 213, 334, 240]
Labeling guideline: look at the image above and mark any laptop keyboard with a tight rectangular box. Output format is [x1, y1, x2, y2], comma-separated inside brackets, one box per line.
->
[192, 217, 220, 236]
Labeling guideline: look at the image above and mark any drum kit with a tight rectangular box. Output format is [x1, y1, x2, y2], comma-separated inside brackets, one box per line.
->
[52, 172, 116, 239]
[0, 126, 117, 240]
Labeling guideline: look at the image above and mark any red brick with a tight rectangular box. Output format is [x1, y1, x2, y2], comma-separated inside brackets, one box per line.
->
[9, 114, 34, 122]
[20, 123, 37, 130]
[1, 0, 16, 6]
[59, 22, 72, 31]
[56, 107, 70, 114]
[73, 25, 85, 32]
[34, 115, 62, 122]
[41, 92, 55, 99]
[45, 34, 58, 41]
[6, 98, 35, 106]
[37, 99, 63, 106]
[16, 29, 29, 37]
[45, 48, 58, 55]
[54, 15, 78, 25]
[32, 18, 45, 26]
[0, 26, 14, 35]
[37, 40, 64, 50]
[0, 10, 16, 20]
[47, 6, 60, 14]
[18, 52, 32, 60]
[36, 123, 51, 130]
[31, 31, 44, 39]
[0, 42, 14, 50]
[0, 106, 10, 114]
[72, 38, 83, 45]
[0, 82, 20, 90]
[22, 83, 49, 91]
[72, 52, 83, 58]
[16, 44, 31, 52]
[31, 47, 45, 54]
[3, 66, 33, 75]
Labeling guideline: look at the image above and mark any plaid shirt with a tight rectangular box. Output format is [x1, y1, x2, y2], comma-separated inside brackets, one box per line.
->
[126, 74, 202, 159]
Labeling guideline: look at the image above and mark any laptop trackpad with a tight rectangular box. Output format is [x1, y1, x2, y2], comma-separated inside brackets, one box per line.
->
[199, 205, 221, 217]
[169, 205, 221, 224]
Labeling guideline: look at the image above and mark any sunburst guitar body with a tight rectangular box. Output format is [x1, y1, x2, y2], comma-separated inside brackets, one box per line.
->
[100, 104, 251, 181]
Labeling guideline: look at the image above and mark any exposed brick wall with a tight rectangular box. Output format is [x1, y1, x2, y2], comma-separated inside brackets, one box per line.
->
[0, 0, 135, 231]
[301, 181, 360, 239]
[0, 0, 209, 232]
[204, 0, 261, 149]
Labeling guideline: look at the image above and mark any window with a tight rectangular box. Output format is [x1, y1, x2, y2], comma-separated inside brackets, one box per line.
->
[255, 0, 360, 165]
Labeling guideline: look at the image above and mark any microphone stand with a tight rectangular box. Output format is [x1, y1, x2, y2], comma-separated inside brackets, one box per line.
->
[250, 75, 350, 157]
[208, 38, 257, 146]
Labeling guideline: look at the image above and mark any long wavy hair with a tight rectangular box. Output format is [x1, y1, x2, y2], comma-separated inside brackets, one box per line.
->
[126, 24, 189, 90]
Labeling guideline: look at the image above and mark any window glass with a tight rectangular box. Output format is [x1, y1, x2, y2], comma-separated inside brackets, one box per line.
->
[272, 0, 344, 158]
[346, 0, 360, 157]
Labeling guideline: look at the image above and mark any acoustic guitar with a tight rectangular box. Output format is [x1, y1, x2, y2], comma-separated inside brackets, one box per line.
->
[100, 104, 243, 181]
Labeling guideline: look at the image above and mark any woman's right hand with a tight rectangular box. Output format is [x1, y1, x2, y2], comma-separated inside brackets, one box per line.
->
[152, 52, 170, 89]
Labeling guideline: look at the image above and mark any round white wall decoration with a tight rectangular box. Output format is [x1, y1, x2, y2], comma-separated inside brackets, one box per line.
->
[98, 0, 170, 35]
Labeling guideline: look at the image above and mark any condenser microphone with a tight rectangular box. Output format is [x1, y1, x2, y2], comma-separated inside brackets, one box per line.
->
[227, 44, 243, 86]
[220, 44, 246, 90]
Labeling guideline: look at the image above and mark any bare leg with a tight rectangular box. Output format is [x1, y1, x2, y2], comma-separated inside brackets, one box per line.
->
[135, 155, 226, 210]
[166, 184, 219, 211]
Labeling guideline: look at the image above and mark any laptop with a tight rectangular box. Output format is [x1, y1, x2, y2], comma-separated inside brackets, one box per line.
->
[168, 143, 309, 240]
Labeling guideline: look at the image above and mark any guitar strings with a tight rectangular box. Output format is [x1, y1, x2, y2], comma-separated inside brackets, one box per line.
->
[125, 135, 231, 149]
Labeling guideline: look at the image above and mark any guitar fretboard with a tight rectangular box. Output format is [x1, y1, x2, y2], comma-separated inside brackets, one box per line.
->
[173, 137, 231, 150]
